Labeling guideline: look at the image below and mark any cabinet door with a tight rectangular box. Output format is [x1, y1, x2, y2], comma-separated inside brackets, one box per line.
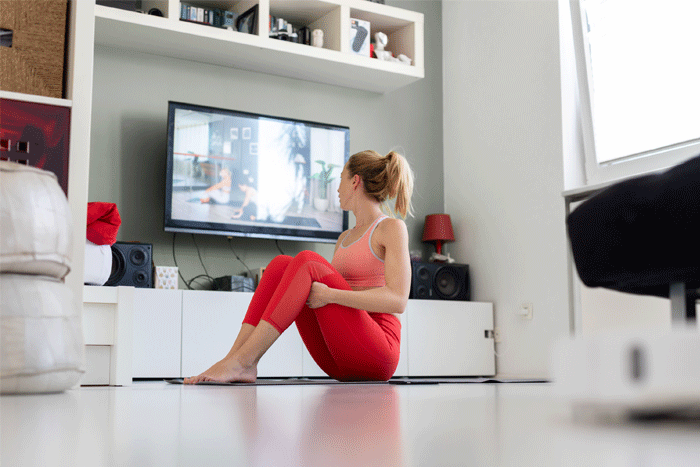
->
[132, 288, 182, 378]
[406, 300, 495, 377]
[181, 291, 303, 378]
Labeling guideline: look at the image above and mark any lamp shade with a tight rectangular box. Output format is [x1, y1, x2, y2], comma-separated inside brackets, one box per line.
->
[422, 214, 455, 243]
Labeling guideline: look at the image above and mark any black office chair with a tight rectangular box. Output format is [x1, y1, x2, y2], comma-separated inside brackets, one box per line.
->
[567, 154, 700, 324]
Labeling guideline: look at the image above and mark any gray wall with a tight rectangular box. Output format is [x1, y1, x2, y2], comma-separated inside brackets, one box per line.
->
[443, 0, 569, 378]
[88, 1, 443, 289]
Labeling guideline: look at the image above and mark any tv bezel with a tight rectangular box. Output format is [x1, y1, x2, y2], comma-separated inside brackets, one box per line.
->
[164, 101, 350, 244]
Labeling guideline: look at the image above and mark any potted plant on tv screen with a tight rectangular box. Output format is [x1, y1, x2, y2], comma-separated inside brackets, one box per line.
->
[310, 160, 339, 211]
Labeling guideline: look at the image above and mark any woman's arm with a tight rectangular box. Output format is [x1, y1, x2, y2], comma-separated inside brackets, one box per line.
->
[308, 218, 411, 314]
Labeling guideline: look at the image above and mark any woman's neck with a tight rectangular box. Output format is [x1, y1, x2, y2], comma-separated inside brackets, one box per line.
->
[352, 203, 384, 229]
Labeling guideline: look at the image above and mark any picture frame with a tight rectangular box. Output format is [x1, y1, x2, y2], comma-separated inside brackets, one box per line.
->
[236, 5, 258, 35]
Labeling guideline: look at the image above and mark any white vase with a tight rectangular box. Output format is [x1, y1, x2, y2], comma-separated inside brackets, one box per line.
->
[314, 197, 329, 212]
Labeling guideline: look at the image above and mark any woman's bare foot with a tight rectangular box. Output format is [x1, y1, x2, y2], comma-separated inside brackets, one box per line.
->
[183, 356, 257, 384]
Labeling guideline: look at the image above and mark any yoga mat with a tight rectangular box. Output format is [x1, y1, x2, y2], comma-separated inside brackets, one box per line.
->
[164, 377, 548, 386]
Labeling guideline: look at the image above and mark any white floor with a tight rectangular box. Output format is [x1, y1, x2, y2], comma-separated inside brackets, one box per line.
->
[2, 381, 700, 467]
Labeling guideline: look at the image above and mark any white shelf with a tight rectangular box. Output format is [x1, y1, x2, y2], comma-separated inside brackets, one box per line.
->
[0, 90, 73, 108]
[93, 1, 423, 93]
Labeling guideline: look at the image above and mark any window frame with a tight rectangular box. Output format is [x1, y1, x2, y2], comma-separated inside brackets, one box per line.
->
[569, 0, 700, 186]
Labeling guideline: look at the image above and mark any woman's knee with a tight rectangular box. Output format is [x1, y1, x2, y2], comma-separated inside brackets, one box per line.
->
[267, 254, 293, 272]
[292, 250, 326, 265]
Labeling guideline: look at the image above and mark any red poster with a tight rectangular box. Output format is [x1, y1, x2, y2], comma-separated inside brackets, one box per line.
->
[0, 98, 71, 195]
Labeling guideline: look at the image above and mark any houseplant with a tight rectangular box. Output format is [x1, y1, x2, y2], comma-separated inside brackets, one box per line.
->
[310, 160, 339, 211]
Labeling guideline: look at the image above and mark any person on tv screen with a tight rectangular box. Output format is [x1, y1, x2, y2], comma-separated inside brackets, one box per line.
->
[185, 150, 414, 383]
[232, 180, 258, 221]
[200, 167, 232, 204]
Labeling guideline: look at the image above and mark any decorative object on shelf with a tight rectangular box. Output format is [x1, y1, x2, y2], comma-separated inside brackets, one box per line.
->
[236, 5, 258, 35]
[155, 266, 178, 289]
[0, 0, 68, 99]
[310, 160, 339, 211]
[147, 8, 163, 17]
[269, 16, 299, 42]
[350, 18, 370, 56]
[372, 31, 412, 65]
[422, 214, 455, 262]
[223, 10, 238, 29]
[312, 29, 324, 48]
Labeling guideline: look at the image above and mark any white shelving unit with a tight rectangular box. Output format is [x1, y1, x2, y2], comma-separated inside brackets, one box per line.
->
[85, 286, 496, 382]
[93, 0, 424, 93]
[1, 2, 95, 326]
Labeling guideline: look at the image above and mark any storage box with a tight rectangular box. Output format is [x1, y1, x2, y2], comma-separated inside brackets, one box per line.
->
[155, 266, 178, 289]
[350, 18, 370, 56]
[0, 1, 68, 99]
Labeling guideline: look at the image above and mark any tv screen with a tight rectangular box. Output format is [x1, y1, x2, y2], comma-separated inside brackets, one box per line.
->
[164, 101, 350, 243]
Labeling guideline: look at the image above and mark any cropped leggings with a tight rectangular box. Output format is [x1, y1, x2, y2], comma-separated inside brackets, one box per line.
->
[242, 250, 400, 381]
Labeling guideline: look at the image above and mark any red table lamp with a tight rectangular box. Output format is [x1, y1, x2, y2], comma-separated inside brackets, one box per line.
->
[422, 214, 455, 255]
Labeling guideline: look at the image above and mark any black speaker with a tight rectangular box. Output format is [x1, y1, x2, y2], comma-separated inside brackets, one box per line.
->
[105, 242, 153, 288]
[410, 262, 470, 300]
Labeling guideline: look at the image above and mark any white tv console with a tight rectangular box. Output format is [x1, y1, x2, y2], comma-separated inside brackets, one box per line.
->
[83, 286, 495, 384]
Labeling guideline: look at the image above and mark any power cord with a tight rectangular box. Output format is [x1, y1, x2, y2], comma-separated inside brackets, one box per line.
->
[172, 232, 216, 290]
[227, 237, 254, 282]
[275, 239, 285, 255]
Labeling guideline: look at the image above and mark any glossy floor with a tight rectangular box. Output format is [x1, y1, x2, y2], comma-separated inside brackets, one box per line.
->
[2, 381, 700, 467]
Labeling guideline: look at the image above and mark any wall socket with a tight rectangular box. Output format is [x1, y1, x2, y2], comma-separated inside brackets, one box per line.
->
[493, 328, 502, 343]
[518, 302, 533, 320]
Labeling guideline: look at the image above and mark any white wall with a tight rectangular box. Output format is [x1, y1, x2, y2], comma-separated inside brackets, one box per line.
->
[442, 0, 569, 378]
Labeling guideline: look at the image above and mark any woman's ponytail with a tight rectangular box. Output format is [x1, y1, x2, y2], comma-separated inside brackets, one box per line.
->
[346, 150, 414, 219]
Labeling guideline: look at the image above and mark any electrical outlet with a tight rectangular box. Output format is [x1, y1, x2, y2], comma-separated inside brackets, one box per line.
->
[518, 303, 533, 320]
[493, 328, 501, 343]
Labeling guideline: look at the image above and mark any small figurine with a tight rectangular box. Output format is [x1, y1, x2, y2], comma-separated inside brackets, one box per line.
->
[372, 31, 411, 65]
[312, 29, 323, 48]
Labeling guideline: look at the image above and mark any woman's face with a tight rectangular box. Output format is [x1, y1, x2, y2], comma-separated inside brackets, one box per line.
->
[337, 167, 355, 211]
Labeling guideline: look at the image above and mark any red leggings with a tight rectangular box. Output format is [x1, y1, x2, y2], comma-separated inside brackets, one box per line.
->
[242, 250, 400, 381]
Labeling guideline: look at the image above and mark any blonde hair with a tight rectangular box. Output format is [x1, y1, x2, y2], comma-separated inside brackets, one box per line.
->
[346, 150, 414, 218]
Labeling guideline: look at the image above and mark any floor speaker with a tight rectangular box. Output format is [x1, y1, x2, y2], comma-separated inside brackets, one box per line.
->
[105, 242, 153, 288]
[410, 261, 470, 300]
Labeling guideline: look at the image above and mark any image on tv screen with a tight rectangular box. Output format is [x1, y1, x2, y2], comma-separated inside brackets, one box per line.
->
[165, 102, 349, 242]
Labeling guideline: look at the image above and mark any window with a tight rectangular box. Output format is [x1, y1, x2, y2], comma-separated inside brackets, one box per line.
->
[570, 0, 700, 185]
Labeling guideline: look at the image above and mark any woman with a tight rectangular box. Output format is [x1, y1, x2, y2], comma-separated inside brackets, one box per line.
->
[185, 150, 414, 383]
[200, 167, 232, 204]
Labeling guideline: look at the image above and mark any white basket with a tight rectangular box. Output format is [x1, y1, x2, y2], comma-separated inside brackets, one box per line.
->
[0, 274, 85, 394]
[0, 161, 72, 279]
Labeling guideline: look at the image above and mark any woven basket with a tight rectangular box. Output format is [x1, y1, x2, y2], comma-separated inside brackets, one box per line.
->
[0, 1, 68, 99]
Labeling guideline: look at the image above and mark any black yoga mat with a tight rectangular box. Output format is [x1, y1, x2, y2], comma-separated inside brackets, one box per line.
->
[164, 377, 547, 386]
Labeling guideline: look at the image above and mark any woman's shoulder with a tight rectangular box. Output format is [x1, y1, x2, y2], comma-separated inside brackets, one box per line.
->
[376, 217, 408, 241]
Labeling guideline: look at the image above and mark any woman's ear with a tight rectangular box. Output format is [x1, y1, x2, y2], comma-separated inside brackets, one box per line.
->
[353, 174, 361, 189]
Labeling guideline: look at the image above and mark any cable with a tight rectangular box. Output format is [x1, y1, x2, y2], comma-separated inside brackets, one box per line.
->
[172, 232, 192, 290]
[227, 237, 254, 280]
[275, 239, 285, 255]
[191, 234, 210, 278]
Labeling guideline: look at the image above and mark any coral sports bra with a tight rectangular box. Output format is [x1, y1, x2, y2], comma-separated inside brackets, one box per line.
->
[331, 215, 388, 289]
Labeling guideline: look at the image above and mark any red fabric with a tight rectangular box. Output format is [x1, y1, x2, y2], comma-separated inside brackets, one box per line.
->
[86, 202, 121, 245]
[243, 251, 401, 382]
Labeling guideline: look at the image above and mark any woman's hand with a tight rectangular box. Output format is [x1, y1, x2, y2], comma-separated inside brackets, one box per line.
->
[306, 282, 333, 309]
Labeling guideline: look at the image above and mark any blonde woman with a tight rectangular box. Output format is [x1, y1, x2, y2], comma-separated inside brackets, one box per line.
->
[186, 150, 414, 383]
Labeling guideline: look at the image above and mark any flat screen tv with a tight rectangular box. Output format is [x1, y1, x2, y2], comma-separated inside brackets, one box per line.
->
[165, 101, 350, 243]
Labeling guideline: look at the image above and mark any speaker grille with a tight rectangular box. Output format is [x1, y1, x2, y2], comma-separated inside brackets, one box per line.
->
[105, 242, 153, 288]
[410, 262, 470, 301]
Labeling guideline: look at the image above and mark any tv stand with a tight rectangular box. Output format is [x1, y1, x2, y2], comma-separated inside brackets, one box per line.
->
[82, 286, 495, 384]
